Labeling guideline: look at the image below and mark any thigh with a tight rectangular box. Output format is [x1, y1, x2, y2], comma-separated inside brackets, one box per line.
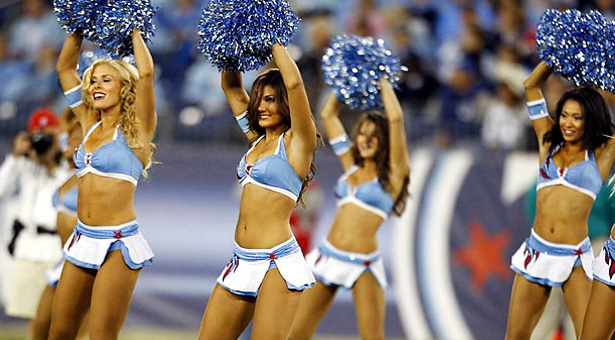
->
[530, 288, 566, 340]
[505, 274, 552, 340]
[289, 280, 338, 340]
[30, 285, 55, 340]
[562, 266, 591, 338]
[198, 284, 255, 340]
[49, 261, 95, 340]
[252, 269, 302, 340]
[580, 280, 615, 340]
[88, 250, 141, 340]
[352, 272, 385, 340]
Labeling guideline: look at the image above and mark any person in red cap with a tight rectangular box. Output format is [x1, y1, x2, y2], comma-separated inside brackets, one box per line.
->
[0, 106, 69, 339]
[28, 108, 60, 133]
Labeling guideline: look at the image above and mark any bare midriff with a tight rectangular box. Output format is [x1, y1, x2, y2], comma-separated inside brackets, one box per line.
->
[326, 204, 384, 254]
[77, 174, 136, 226]
[235, 184, 295, 249]
[534, 185, 593, 244]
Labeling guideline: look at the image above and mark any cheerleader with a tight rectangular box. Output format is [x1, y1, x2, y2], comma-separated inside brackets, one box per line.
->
[197, 43, 317, 340]
[49, 29, 156, 340]
[289, 79, 410, 340]
[505, 61, 615, 339]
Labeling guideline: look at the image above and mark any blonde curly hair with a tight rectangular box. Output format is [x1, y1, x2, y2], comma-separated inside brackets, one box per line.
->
[81, 59, 156, 177]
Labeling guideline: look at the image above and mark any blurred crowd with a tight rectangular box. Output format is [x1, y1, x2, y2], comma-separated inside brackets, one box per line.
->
[2, 0, 615, 149]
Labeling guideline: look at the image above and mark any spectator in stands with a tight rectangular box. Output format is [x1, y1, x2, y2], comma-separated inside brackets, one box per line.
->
[8, 0, 64, 61]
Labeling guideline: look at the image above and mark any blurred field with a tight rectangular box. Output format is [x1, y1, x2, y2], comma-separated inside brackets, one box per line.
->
[0, 325, 405, 340]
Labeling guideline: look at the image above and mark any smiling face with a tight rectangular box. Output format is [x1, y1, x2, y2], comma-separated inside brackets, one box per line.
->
[257, 85, 284, 129]
[559, 99, 586, 144]
[87, 63, 123, 111]
[355, 120, 380, 159]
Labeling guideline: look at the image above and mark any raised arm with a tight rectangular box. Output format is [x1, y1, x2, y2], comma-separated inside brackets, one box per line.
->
[320, 92, 354, 171]
[380, 77, 410, 195]
[272, 43, 316, 148]
[524, 61, 554, 160]
[272, 43, 317, 176]
[56, 33, 91, 131]
[132, 30, 157, 143]
[221, 71, 257, 141]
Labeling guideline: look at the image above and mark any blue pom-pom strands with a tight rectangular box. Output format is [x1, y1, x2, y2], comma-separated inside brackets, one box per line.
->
[322, 34, 406, 112]
[536, 9, 615, 91]
[53, 0, 157, 58]
[54, 0, 104, 42]
[197, 0, 299, 72]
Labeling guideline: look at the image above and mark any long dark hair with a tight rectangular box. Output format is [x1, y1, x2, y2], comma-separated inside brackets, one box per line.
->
[543, 87, 614, 153]
[246, 68, 317, 207]
[350, 113, 409, 216]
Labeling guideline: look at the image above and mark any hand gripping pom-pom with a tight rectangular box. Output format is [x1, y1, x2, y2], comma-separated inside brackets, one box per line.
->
[197, 0, 300, 72]
[536, 9, 615, 91]
[94, 0, 157, 58]
[55, 0, 156, 58]
[321, 34, 406, 112]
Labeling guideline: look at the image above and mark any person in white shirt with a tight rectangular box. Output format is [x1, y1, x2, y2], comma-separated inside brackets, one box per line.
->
[0, 108, 70, 339]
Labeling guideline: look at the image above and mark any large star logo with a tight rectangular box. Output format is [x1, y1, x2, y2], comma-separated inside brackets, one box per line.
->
[454, 220, 512, 293]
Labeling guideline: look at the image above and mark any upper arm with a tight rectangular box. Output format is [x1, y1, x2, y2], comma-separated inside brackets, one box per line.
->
[221, 71, 258, 141]
[134, 71, 157, 143]
[525, 87, 553, 160]
[380, 78, 410, 186]
[596, 138, 615, 180]
[320, 94, 354, 171]
[58, 70, 92, 132]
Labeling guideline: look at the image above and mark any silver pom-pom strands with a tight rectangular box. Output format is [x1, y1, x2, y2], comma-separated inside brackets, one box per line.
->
[54, 0, 157, 58]
[322, 34, 406, 112]
[197, 0, 300, 72]
[536, 9, 615, 91]
[95, 0, 157, 58]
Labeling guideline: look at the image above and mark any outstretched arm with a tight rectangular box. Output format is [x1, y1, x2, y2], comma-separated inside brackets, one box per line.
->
[272, 43, 317, 177]
[132, 30, 157, 144]
[320, 92, 354, 171]
[380, 77, 410, 196]
[221, 71, 257, 141]
[524, 61, 554, 160]
[56, 33, 91, 131]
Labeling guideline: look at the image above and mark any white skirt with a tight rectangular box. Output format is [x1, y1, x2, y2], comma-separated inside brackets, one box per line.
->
[511, 229, 593, 287]
[64, 220, 154, 270]
[305, 240, 387, 289]
[593, 237, 615, 286]
[216, 237, 315, 297]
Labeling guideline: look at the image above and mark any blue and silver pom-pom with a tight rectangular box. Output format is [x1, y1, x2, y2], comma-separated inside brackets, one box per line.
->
[94, 0, 157, 58]
[53, 0, 104, 41]
[197, 0, 300, 72]
[536, 9, 615, 91]
[322, 34, 406, 112]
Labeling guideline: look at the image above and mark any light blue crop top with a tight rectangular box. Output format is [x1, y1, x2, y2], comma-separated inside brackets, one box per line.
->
[236, 133, 302, 202]
[74, 121, 143, 185]
[52, 187, 78, 216]
[537, 144, 603, 200]
[334, 166, 394, 219]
